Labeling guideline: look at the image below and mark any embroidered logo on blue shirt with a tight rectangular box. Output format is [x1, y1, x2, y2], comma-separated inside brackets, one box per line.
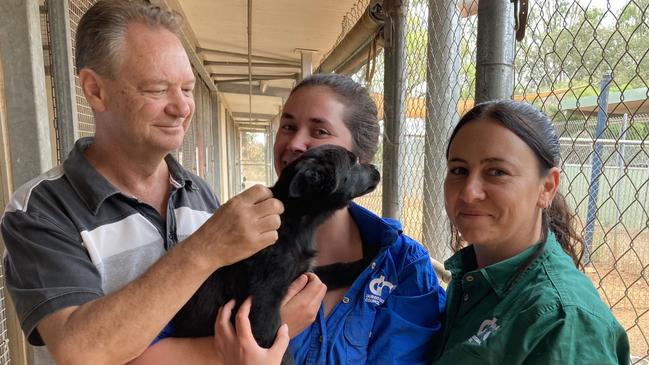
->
[365, 275, 396, 305]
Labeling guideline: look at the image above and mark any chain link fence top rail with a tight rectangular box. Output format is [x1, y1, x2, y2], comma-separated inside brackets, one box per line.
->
[333, 0, 648, 362]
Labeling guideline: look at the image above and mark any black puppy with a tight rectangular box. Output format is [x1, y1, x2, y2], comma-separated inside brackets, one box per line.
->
[172, 144, 380, 364]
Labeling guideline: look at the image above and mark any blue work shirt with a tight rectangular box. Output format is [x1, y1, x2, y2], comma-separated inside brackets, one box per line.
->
[289, 203, 446, 364]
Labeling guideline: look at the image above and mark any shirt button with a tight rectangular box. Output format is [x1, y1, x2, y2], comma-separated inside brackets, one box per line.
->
[463, 293, 470, 302]
[342, 296, 350, 304]
[371, 262, 376, 270]
[319, 335, 323, 343]
[465, 275, 474, 282]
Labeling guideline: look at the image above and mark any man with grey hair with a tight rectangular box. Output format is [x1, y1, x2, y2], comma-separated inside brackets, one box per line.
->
[1, 1, 323, 364]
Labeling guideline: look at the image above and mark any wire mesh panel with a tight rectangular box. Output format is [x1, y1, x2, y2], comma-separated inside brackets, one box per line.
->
[69, 0, 98, 137]
[40, 2, 61, 164]
[0, 262, 9, 365]
[185, 74, 215, 180]
[514, 0, 649, 361]
[351, 48, 384, 217]
[189, 71, 205, 177]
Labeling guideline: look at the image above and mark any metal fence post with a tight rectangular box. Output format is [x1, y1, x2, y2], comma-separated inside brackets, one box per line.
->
[47, 0, 79, 161]
[423, 0, 461, 260]
[584, 73, 612, 263]
[475, 0, 515, 103]
[382, 0, 407, 219]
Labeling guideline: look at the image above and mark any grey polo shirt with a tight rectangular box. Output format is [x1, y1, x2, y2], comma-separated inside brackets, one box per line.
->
[1, 137, 219, 347]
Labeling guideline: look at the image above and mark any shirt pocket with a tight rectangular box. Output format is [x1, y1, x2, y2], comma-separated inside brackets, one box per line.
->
[344, 314, 375, 364]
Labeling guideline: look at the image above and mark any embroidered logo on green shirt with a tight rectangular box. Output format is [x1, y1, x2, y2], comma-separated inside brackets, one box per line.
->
[468, 317, 500, 345]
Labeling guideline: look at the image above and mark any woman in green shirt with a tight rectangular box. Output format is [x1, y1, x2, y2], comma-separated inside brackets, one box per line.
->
[435, 100, 630, 364]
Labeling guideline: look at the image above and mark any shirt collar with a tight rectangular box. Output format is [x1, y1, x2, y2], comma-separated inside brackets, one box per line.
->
[348, 202, 401, 247]
[63, 137, 195, 214]
[444, 232, 560, 297]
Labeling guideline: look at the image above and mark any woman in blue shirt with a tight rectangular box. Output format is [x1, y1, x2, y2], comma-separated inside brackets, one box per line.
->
[213, 73, 446, 365]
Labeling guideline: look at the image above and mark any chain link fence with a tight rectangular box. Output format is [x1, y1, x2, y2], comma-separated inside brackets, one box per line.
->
[515, 0, 649, 361]
[350, 0, 478, 258]
[332, 0, 648, 362]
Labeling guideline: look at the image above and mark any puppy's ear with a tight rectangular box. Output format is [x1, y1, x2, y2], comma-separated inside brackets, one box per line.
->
[288, 169, 322, 198]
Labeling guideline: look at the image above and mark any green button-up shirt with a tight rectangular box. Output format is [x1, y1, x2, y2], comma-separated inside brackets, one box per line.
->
[434, 232, 630, 364]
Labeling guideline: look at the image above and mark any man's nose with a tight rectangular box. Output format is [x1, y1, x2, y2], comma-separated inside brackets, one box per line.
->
[165, 89, 192, 118]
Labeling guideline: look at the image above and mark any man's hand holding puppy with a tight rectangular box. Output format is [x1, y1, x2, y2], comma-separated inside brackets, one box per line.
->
[184, 184, 284, 271]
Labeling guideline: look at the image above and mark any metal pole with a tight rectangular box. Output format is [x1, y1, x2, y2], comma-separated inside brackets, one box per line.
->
[422, 0, 461, 260]
[0, 2, 51, 361]
[584, 73, 612, 264]
[247, 0, 252, 121]
[475, 0, 515, 103]
[0, 0, 53, 187]
[614, 113, 628, 247]
[317, 1, 384, 74]
[47, 0, 79, 161]
[382, 0, 407, 219]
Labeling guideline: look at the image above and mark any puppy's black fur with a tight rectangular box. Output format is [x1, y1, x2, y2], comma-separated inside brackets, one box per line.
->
[172, 145, 380, 364]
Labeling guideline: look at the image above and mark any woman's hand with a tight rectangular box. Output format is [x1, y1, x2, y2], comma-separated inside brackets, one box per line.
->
[213, 298, 289, 365]
[280, 273, 327, 337]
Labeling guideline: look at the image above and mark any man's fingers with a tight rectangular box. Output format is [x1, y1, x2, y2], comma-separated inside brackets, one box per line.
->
[238, 184, 274, 204]
[254, 198, 284, 217]
[257, 214, 281, 233]
[257, 231, 279, 248]
[269, 323, 290, 358]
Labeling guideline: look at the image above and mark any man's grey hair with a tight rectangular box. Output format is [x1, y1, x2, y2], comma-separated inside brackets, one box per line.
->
[75, 0, 183, 78]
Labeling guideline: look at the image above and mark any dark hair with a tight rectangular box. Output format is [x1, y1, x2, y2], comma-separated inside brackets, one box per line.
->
[290, 74, 380, 163]
[446, 99, 584, 269]
[75, 0, 182, 78]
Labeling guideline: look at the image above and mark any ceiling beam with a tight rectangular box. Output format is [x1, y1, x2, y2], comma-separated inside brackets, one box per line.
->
[211, 73, 298, 79]
[204, 60, 300, 69]
[217, 83, 291, 98]
[232, 112, 278, 120]
[196, 47, 300, 65]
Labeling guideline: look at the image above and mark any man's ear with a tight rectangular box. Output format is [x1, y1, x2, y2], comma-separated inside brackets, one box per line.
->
[537, 167, 561, 208]
[78, 68, 108, 113]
